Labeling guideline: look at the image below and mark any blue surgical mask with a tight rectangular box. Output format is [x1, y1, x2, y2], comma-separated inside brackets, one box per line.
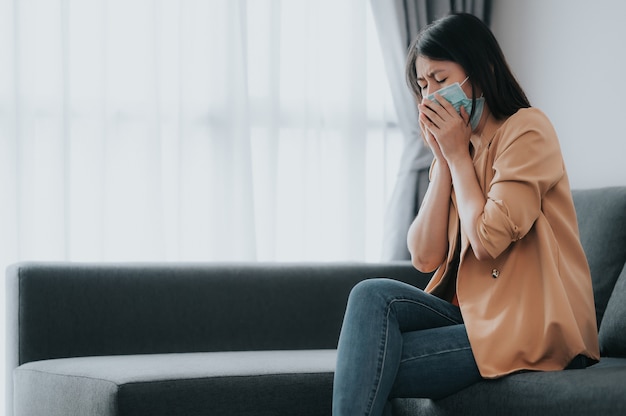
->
[425, 77, 485, 130]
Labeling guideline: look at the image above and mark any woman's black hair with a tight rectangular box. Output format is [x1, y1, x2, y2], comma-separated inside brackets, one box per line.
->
[406, 12, 530, 120]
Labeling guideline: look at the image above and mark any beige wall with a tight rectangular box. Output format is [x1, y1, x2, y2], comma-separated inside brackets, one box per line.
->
[491, 0, 626, 188]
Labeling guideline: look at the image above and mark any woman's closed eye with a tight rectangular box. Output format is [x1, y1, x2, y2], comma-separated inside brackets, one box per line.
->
[419, 78, 447, 94]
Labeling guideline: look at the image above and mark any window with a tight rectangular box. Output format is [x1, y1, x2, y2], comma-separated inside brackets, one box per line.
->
[0, 0, 402, 266]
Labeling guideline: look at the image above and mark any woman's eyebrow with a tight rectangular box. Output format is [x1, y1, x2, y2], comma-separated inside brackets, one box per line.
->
[417, 69, 446, 81]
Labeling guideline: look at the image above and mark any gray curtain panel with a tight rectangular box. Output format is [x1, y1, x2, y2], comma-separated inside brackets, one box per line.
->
[370, 0, 492, 261]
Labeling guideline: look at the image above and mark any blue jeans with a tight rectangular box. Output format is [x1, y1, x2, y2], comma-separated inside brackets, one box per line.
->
[332, 278, 483, 416]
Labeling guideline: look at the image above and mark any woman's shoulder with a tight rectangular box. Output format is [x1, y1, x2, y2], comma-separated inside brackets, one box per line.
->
[500, 107, 556, 135]
[494, 107, 559, 149]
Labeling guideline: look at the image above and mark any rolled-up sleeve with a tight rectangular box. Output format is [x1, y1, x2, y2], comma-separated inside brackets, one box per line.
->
[477, 109, 564, 259]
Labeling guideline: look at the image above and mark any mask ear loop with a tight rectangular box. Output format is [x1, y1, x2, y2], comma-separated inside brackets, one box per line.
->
[460, 76, 483, 97]
[460, 76, 479, 129]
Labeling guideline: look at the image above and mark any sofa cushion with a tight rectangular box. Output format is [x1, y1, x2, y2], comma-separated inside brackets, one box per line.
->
[572, 187, 626, 328]
[13, 350, 336, 416]
[391, 357, 626, 416]
[599, 263, 626, 357]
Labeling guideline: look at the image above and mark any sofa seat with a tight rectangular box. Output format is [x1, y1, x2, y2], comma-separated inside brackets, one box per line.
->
[393, 357, 626, 415]
[14, 350, 337, 416]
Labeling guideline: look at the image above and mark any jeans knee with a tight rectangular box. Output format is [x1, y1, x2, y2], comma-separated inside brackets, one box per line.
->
[348, 278, 395, 308]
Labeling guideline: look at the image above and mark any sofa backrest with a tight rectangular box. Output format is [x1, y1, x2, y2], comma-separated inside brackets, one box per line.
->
[5, 261, 428, 368]
[573, 187, 626, 359]
[572, 187, 626, 330]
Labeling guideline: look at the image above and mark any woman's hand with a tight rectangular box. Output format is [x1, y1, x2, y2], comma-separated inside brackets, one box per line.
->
[419, 116, 448, 162]
[418, 94, 472, 163]
[418, 93, 492, 261]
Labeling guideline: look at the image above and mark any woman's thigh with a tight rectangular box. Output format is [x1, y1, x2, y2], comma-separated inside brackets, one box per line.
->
[391, 324, 482, 400]
[345, 278, 464, 332]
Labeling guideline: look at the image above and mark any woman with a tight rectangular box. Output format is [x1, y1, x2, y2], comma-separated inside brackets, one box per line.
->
[332, 12, 599, 416]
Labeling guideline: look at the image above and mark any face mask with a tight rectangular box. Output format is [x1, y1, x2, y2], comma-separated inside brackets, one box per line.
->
[425, 77, 485, 130]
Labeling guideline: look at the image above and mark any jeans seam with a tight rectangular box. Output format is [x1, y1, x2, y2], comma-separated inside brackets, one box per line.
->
[399, 346, 473, 364]
[367, 297, 461, 416]
[365, 299, 394, 416]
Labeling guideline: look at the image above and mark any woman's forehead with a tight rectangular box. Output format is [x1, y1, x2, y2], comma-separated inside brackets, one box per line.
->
[416, 57, 462, 78]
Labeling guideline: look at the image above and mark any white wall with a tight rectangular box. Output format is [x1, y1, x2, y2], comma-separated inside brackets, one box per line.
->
[491, 0, 626, 188]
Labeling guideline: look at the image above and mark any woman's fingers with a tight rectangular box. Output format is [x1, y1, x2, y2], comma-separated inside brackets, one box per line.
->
[432, 93, 456, 117]
[419, 119, 446, 161]
[459, 105, 470, 124]
[418, 98, 443, 127]
[419, 94, 460, 130]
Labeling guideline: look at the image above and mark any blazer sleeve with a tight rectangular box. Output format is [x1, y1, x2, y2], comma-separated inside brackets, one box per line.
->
[477, 109, 565, 259]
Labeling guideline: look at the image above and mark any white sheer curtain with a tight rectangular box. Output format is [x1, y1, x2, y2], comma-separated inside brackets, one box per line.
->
[0, 0, 402, 406]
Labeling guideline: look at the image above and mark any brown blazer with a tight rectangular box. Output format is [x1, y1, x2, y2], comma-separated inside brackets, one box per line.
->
[425, 108, 600, 378]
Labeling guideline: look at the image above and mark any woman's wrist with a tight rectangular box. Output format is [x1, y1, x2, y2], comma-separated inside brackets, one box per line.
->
[432, 158, 452, 186]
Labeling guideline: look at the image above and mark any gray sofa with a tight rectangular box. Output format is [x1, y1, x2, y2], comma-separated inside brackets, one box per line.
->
[6, 186, 626, 416]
